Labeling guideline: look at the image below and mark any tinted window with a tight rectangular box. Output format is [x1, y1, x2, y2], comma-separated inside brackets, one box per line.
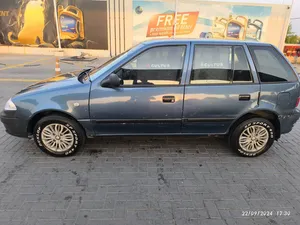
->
[115, 46, 186, 86]
[249, 46, 297, 82]
[191, 46, 232, 84]
[233, 46, 252, 83]
[89, 45, 139, 79]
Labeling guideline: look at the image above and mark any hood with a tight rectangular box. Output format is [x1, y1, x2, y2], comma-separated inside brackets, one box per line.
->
[16, 71, 84, 95]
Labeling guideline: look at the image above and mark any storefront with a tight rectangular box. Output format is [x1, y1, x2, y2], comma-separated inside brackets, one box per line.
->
[0, 0, 294, 56]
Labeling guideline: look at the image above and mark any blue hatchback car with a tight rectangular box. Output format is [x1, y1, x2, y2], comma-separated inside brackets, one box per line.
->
[1, 39, 300, 157]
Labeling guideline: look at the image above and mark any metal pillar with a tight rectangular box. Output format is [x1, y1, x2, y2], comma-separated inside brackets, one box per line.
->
[53, 0, 62, 49]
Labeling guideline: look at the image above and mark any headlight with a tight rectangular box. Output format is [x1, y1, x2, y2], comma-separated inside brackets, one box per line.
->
[4, 98, 17, 111]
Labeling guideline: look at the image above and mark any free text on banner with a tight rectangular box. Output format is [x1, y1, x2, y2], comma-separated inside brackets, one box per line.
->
[146, 12, 199, 37]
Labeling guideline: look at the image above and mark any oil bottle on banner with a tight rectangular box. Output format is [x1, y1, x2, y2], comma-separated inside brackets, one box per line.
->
[200, 14, 264, 41]
[58, 5, 85, 48]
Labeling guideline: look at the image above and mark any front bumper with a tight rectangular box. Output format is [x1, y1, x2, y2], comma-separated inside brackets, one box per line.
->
[0, 111, 28, 138]
[279, 108, 300, 134]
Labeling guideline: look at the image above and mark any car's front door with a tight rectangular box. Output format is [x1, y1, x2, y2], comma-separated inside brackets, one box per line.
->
[182, 43, 260, 134]
[89, 44, 190, 135]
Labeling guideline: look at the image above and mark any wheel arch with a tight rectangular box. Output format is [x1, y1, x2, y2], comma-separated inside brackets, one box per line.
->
[27, 109, 87, 137]
[228, 110, 281, 140]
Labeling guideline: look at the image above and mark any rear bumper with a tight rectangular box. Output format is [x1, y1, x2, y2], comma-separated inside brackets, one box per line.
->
[279, 109, 300, 134]
[0, 111, 28, 138]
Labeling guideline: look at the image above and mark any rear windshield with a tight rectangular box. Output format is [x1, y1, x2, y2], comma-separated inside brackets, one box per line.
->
[249, 46, 297, 83]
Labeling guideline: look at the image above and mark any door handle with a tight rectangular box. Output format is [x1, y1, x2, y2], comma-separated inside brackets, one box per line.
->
[239, 94, 251, 101]
[162, 96, 175, 103]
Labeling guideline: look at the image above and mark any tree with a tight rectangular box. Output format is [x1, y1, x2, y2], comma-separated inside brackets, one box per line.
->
[285, 23, 299, 44]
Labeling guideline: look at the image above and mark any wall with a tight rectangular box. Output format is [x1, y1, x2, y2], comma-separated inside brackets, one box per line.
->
[0, 0, 293, 56]
[108, 0, 133, 56]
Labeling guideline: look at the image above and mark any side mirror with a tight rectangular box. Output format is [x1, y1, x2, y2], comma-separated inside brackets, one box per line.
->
[101, 73, 121, 88]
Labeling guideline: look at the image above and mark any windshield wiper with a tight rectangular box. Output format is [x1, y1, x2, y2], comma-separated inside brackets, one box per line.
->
[77, 68, 92, 83]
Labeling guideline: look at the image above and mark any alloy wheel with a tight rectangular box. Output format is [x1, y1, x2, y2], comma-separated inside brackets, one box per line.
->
[41, 123, 74, 152]
[239, 125, 269, 152]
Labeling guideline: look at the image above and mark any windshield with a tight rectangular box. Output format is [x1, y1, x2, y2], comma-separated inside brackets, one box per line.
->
[88, 46, 137, 78]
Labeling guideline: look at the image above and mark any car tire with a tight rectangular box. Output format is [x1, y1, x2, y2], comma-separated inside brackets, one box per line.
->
[230, 118, 275, 157]
[33, 115, 86, 157]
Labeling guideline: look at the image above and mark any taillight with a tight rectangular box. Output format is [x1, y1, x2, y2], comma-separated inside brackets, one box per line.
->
[296, 97, 300, 107]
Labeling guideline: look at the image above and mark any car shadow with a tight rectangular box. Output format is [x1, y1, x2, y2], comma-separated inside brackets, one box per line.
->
[81, 135, 234, 156]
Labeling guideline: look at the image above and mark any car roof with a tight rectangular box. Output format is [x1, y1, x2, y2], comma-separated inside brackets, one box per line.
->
[141, 38, 271, 46]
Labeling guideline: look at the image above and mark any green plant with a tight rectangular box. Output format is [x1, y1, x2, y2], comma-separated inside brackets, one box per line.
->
[285, 23, 300, 44]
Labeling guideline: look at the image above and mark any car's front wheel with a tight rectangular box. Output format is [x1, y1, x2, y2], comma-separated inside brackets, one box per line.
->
[33, 115, 85, 157]
[230, 118, 275, 157]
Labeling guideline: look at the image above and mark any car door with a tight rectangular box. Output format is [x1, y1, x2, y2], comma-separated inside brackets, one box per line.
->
[182, 43, 260, 134]
[89, 43, 190, 135]
[248, 45, 300, 132]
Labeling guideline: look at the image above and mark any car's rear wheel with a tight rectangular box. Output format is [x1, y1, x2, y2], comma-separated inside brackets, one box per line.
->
[33, 115, 85, 157]
[230, 118, 275, 157]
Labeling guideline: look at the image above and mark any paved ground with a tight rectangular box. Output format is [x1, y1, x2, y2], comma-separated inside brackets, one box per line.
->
[0, 55, 300, 225]
[0, 54, 109, 80]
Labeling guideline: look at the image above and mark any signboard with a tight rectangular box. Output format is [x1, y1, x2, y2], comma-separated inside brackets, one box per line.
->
[133, 0, 272, 45]
[0, 0, 108, 50]
[146, 12, 199, 37]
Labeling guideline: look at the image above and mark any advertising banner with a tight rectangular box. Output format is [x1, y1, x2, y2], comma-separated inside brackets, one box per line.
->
[146, 12, 199, 37]
[133, 0, 272, 45]
[0, 0, 108, 50]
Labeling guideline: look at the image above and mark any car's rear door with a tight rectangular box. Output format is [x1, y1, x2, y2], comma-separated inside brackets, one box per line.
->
[89, 43, 190, 135]
[182, 42, 260, 134]
[248, 44, 300, 113]
[247, 44, 300, 133]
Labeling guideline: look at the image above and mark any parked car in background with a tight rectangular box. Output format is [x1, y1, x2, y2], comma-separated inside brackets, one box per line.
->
[1, 39, 300, 157]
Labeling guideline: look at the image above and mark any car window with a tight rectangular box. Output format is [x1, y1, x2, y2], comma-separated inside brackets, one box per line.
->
[191, 46, 233, 84]
[249, 46, 297, 83]
[89, 45, 138, 79]
[233, 46, 252, 83]
[115, 46, 186, 86]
